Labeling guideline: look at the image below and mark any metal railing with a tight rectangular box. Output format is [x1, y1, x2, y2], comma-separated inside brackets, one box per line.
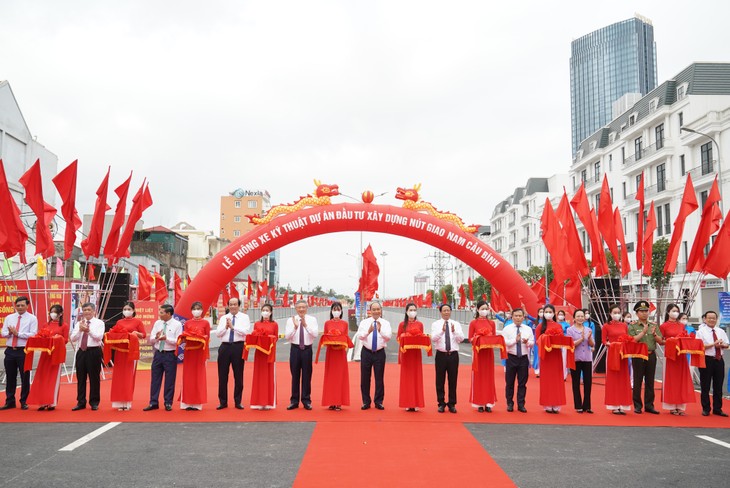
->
[623, 141, 671, 168]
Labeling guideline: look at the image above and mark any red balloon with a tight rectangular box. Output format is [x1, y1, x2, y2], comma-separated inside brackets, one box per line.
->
[362, 190, 374, 203]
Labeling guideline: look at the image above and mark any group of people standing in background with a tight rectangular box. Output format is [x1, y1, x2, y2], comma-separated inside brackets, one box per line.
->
[2, 294, 728, 418]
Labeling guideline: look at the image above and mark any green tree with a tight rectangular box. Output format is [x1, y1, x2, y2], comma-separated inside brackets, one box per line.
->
[606, 252, 620, 278]
[649, 238, 673, 313]
[471, 276, 491, 302]
[439, 284, 454, 305]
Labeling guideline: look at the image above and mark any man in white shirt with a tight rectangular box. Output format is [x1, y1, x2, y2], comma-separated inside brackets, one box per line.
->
[356, 302, 391, 410]
[69, 302, 105, 411]
[214, 297, 251, 410]
[697, 310, 729, 417]
[502, 308, 534, 413]
[431, 304, 464, 413]
[1, 296, 38, 410]
[143, 304, 182, 411]
[285, 300, 319, 410]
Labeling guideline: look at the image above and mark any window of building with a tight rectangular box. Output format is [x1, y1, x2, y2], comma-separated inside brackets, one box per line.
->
[634, 137, 643, 160]
[594, 161, 601, 182]
[234, 216, 241, 223]
[580, 169, 587, 184]
[234, 200, 241, 208]
[701, 142, 713, 174]
[678, 112, 684, 127]
[526, 249, 532, 268]
[247, 200, 257, 209]
[595, 193, 601, 211]
[650, 100, 657, 112]
[655, 124, 664, 149]
[582, 230, 590, 253]
[636, 174, 642, 192]
[512, 253, 518, 269]
[663, 203, 671, 235]
[657, 163, 666, 192]
[609, 133, 616, 144]
[233, 230, 241, 237]
[629, 115, 636, 126]
[621, 147, 625, 163]
[677, 86, 686, 100]
[608, 154, 613, 171]
[657, 205, 664, 236]
[610, 188, 614, 201]
[680, 155, 685, 175]
[572, 176, 577, 190]
[682, 241, 688, 264]
[622, 182, 626, 199]
[700, 190, 708, 208]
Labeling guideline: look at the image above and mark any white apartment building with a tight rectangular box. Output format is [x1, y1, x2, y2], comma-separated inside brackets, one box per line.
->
[570, 63, 730, 319]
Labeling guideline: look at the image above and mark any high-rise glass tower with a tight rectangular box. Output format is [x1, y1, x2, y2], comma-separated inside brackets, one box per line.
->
[570, 16, 657, 155]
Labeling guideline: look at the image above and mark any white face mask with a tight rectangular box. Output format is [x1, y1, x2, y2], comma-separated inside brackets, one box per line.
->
[585, 314, 590, 320]
[192, 309, 203, 318]
[332, 310, 342, 318]
[479, 309, 488, 317]
[611, 314, 622, 322]
[49, 312, 58, 320]
[407, 310, 417, 319]
[625, 317, 632, 323]
[122, 309, 134, 318]
[543, 312, 554, 320]
[669, 311, 679, 319]
[538, 312, 544, 318]
[679, 319, 688, 325]
[261, 311, 271, 319]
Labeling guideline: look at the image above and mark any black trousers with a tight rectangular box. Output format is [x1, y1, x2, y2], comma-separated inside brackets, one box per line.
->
[76, 347, 102, 407]
[217, 342, 245, 406]
[289, 345, 313, 406]
[360, 347, 386, 406]
[505, 353, 529, 408]
[150, 350, 178, 406]
[700, 356, 725, 413]
[570, 361, 592, 410]
[3, 348, 30, 406]
[435, 350, 459, 407]
[632, 351, 657, 410]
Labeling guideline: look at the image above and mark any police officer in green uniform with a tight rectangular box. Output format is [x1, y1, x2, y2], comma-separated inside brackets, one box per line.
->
[627, 300, 664, 414]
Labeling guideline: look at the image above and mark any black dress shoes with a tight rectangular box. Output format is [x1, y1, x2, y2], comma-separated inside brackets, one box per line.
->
[235, 404, 244, 410]
[713, 411, 729, 417]
[216, 404, 228, 410]
[20, 404, 29, 410]
[71, 404, 86, 411]
[645, 408, 660, 415]
[287, 403, 299, 410]
[374, 404, 384, 410]
[361, 404, 371, 410]
[142, 404, 158, 411]
[165, 404, 172, 411]
[0, 404, 16, 410]
[635, 409, 643, 414]
[90, 405, 99, 411]
[303, 404, 312, 410]
[437, 405, 445, 413]
[506, 405, 514, 412]
[702, 411, 710, 416]
[518, 406, 527, 413]
[448, 405, 457, 414]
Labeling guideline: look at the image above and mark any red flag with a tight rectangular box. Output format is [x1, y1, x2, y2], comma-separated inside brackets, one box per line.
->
[222, 285, 230, 306]
[103, 172, 132, 262]
[229, 281, 239, 299]
[81, 168, 111, 258]
[541, 198, 574, 282]
[0, 160, 29, 260]
[564, 278, 582, 308]
[597, 175, 621, 272]
[548, 279, 564, 306]
[88, 265, 96, 282]
[416, 294, 423, 308]
[51, 160, 82, 260]
[269, 287, 277, 303]
[458, 284, 466, 308]
[665, 174, 699, 273]
[247, 275, 253, 298]
[358, 245, 380, 301]
[556, 191, 590, 277]
[259, 280, 268, 300]
[441, 289, 447, 306]
[613, 208, 631, 276]
[173, 272, 183, 305]
[138, 265, 153, 301]
[491, 287, 507, 311]
[530, 276, 546, 304]
[703, 210, 730, 279]
[570, 183, 608, 276]
[115, 181, 153, 260]
[635, 173, 645, 270]
[481, 293, 486, 302]
[154, 272, 168, 304]
[467, 277, 474, 301]
[282, 290, 289, 307]
[425, 291, 433, 308]
[642, 202, 657, 276]
[687, 177, 722, 273]
[18, 159, 57, 258]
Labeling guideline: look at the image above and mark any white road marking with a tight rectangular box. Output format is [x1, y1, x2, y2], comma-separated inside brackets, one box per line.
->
[59, 422, 122, 452]
[459, 352, 472, 358]
[696, 435, 730, 449]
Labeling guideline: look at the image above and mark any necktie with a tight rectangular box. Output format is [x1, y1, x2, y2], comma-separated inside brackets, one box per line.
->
[712, 328, 721, 360]
[444, 320, 451, 352]
[516, 326, 522, 356]
[372, 321, 378, 351]
[80, 320, 89, 351]
[11, 316, 20, 347]
[159, 321, 168, 351]
[229, 315, 236, 343]
[299, 317, 306, 350]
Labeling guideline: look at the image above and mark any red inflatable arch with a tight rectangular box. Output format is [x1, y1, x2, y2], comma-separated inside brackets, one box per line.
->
[177, 194, 539, 319]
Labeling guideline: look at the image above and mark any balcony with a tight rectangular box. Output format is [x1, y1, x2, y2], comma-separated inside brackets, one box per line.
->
[508, 242, 516, 250]
[623, 141, 672, 169]
[491, 228, 502, 237]
[520, 237, 529, 244]
[686, 164, 717, 182]
[585, 175, 602, 191]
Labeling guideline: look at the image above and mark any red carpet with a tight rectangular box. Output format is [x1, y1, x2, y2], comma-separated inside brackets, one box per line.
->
[0, 362, 724, 427]
[294, 421, 515, 488]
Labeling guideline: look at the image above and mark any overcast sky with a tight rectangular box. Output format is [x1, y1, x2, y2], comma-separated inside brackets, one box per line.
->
[3, 0, 730, 298]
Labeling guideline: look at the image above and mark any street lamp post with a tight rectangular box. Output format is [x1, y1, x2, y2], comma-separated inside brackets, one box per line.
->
[380, 251, 388, 302]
